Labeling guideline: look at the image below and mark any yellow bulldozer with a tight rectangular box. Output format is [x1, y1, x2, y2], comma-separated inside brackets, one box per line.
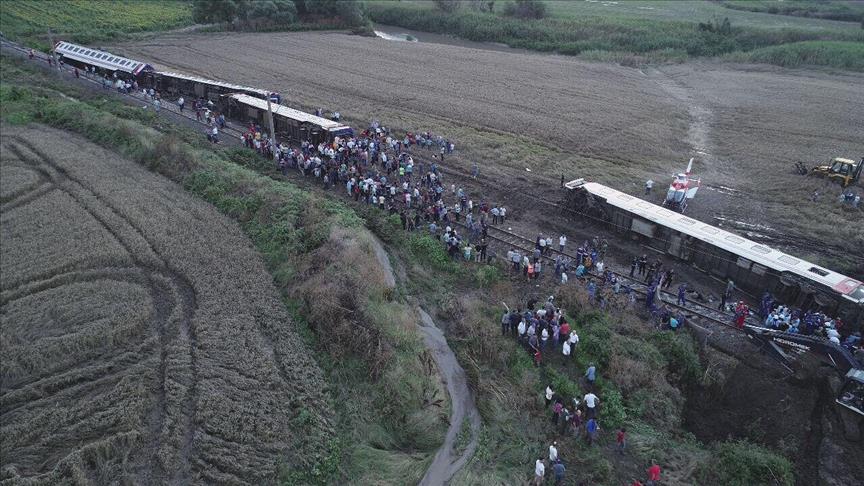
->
[795, 157, 863, 187]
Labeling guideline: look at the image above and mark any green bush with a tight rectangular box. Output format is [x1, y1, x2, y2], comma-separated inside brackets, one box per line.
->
[697, 440, 794, 486]
[649, 331, 702, 386]
[475, 265, 502, 288]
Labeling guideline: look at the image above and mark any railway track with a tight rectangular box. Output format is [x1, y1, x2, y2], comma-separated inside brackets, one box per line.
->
[2, 38, 756, 335]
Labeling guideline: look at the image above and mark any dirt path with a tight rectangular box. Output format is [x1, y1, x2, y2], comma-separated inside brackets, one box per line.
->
[417, 308, 481, 486]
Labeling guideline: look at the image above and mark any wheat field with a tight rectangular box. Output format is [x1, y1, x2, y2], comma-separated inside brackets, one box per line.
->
[0, 125, 333, 484]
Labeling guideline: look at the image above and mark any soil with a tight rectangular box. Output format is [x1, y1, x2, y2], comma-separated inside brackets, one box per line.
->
[114, 31, 863, 274]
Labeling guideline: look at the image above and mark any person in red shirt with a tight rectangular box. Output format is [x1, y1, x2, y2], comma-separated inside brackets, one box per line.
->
[559, 321, 570, 345]
[616, 427, 626, 455]
[646, 461, 661, 485]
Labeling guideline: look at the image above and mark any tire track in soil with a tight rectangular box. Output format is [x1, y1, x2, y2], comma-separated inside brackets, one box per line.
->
[3, 136, 200, 484]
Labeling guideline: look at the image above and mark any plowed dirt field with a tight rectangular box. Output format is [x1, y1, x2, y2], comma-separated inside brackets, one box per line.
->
[117, 31, 863, 273]
[0, 125, 331, 484]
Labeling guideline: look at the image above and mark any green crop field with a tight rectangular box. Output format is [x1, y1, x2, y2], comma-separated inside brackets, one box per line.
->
[367, 0, 864, 70]
[0, 0, 193, 50]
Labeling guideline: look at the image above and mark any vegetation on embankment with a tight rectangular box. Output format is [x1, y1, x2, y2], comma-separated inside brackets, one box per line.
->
[718, 0, 864, 23]
[0, 0, 194, 51]
[367, 1, 864, 70]
[0, 54, 446, 485]
[433, 279, 794, 485]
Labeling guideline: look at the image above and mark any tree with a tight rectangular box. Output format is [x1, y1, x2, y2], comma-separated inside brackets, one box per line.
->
[192, 0, 241, 23]
[503, 0, 547, 19]
[304, 0, 367, 26]
[433, 0, 462, 13]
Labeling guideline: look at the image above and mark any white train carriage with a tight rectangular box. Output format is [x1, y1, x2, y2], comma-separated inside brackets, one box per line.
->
[53, 41, 152, 78]
[224, 93, 353, 144]
[567, 179, 864, 327]
[141, 71, 271, 103]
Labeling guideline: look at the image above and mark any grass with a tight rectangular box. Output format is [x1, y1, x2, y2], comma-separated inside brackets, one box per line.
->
[0, 54, 447, 485]
[0, 0, 194, 51]
[727, 39, 864, 69]
[367, 0, 864, 70]
[718, 0, 864, 23]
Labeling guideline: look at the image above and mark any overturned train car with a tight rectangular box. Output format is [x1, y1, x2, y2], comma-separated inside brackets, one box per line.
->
[566, 179, 864, 328]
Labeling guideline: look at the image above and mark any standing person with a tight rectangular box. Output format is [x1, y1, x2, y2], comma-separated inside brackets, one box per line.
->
[559, 235, 567, 252]
[586, 417, 599, 445]
[210, 125, 219, 144]
[533, 456, 545, 486]
[472, 162, 478, 179]
[583, 391, 599, 418]
[585, 363, 596, 387]
[719, 287, 731, 311]
[548, 441, 558, 463]
[638, 255, 647, 276]
[677, 283, 687, 306]
[177, 96, 185, 112]
[646, 461, 661, 486]
[645, 179, 654, 195]
[617, 427, 627, 455]
[501, 310, 510, 336]
[544, 385, 554, 408]
[553, 460, 566, 485]
[630, 256, 638, 277]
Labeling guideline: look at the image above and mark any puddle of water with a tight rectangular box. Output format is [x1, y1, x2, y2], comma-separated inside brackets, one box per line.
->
[373, 30, 418, 42]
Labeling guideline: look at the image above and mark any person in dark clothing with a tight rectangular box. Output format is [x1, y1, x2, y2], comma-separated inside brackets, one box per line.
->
[630, 257, 638, 277]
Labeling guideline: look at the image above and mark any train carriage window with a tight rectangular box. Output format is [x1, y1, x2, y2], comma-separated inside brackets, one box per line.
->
[751, 245, 771, 254]
[751, 263, 766, 275]
[725, 234, 744, 244]
[808, 267, 829, 277]
[736, 257, 752, 269]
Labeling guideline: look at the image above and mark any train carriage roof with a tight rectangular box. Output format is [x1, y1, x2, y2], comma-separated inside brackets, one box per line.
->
[156, 71, 270, 98]
[54, 42, 152, 75]
[229, 94, 349, 132]
[574, 181, 863, 303]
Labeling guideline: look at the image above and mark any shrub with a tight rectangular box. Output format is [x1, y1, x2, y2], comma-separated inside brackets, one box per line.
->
[503, 0, 547, 20]
[434, 0, 462, 13]
[475, 265, 502, 288]
[697, 440, 794, 486]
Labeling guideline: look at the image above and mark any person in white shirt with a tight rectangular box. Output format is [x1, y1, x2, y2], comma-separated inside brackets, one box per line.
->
[518, 320, 526, 338]
[545, 385, 554, 407]
[561, 272, 568, 285]
[534, 457, 545, 485]
[559, 235, 567, 252]
[584, 392, 599, 418]
[499, 206, 506, 222]
[645, 179, 654, 195]
[596, 261, 604, 273]
[549, 441, 558, 462]
[563, 340, 571, 356]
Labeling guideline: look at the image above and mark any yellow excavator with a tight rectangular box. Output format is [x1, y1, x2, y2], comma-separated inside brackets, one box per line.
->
[795, 157, 863, 187]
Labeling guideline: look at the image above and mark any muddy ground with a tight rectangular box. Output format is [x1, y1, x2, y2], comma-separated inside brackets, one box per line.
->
[116, 30, 863, 275]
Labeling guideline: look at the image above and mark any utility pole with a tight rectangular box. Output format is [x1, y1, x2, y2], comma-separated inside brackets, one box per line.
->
[47, 28, 58, 73]
[266, 94, 278, 162]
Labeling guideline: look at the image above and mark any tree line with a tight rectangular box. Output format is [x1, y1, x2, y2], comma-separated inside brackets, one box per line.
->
[191, 0, 366, 28]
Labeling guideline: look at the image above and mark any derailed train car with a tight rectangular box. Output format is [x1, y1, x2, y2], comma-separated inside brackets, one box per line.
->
[567, 179, 864, 328]
[223, 93, 353, 144]
[140, 71, 271, 103]
[53, 41, 152, 79]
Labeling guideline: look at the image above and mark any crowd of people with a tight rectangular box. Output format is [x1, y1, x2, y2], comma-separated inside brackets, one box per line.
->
[758, 291, 861, 351]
